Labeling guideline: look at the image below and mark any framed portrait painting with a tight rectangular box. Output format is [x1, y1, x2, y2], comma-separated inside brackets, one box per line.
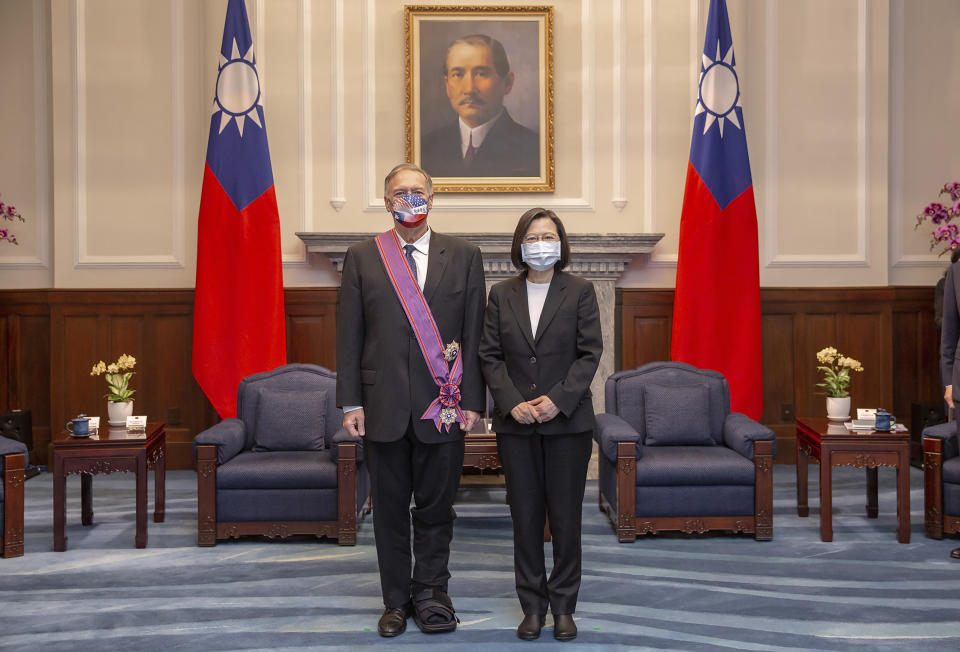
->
[404, 5, 555, 193]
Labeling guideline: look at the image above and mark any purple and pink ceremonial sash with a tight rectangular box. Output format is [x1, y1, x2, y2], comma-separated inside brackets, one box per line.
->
[375, 230, 466, 432]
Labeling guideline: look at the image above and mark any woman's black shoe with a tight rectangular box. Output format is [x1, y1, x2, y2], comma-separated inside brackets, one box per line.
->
[517, 614, 546, 640]
[553, 614, 578, 641]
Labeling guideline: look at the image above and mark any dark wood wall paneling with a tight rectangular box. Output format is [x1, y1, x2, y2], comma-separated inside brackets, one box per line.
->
[1, 289, 338, 469]
[618, 287, 942, 463]
[1, 287, 940, 468]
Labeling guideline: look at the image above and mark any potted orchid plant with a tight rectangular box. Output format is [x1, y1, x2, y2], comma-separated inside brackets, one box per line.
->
[91, 354, 137, 424]
[816, 347, 864, 420]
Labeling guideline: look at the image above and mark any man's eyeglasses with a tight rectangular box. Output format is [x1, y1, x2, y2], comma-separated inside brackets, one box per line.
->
[522, 234, 560, 244]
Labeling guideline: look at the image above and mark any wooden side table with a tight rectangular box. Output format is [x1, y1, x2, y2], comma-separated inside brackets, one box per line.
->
[795, 417, 910, 543]
[52, 422, 166, 551]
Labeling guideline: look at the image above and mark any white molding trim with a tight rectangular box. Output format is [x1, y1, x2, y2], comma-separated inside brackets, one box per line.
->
[362, 0, 376, 211]
[0, 0, 51, 269]
[171, 0, 186, 269]
[761, 0, 778, 269]
[645, 0, 675, 267]
[363, 0, 596, 212]
[284, 0, 312, 267]
[72, 0, 183, 269]
[330, 0, 346, 212]
[611, 0, 627, 210]
[888, 0, 940, 269]
[766, 0, 870, 268]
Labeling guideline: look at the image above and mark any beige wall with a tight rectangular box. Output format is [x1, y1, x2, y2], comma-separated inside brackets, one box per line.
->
[1, 0, 958, 289]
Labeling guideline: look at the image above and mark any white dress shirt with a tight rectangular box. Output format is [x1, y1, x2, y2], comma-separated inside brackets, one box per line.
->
[401, 226, 431, 291]
[458, 110, 504, 158]
[344, 228, 432, 414]
[526, 279, 551, 336]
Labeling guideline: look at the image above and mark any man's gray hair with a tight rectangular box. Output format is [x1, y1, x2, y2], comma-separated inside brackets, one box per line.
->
[383, 163, 433, 197]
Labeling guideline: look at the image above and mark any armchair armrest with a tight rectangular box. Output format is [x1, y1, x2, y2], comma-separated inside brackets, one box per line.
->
[0, 435, 28, 472]
[194, 418, 245, 465]
[922, 421, 958, 460]
[723, 413, 776, 460]
[594, 413, 642, 462]
[331, 427, 364, 463]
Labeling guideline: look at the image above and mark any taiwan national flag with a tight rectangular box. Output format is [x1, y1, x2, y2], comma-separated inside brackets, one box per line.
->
[192, 0, 286, 419]
[671, 0, 762, 420]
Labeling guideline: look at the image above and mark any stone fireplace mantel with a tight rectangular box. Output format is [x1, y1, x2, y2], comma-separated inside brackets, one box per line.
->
[296, 231, 664, 411]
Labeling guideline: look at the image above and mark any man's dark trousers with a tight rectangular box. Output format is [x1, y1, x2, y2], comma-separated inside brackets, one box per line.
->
[365, 419, 465, 609]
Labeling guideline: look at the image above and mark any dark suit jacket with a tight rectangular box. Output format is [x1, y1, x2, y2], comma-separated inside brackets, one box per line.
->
[479, 271, 602, 435]
[941, 261, 960, 398]
[336, 230, 486, 444]
[421, 110, 540, 178]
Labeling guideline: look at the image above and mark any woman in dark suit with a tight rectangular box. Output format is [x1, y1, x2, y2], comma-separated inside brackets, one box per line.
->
[479, 207, 602, 641]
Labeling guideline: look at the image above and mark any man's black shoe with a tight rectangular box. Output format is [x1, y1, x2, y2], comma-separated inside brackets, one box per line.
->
[951, 547, 960, 559]
[517, 613, 546, 640]
[377, 603, 411, 637]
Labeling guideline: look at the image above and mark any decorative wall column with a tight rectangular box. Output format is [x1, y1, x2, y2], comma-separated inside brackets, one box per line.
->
[297, 232, 664, 412]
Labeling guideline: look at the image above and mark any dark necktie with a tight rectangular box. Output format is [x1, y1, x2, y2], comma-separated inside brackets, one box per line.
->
[464, 132, 476, 166]
[403, 244, 419, 287]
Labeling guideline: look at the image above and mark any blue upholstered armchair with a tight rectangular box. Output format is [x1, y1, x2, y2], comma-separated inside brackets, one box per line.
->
[595, 362, 775, 542]
[194, 364, 370, 546]
[922, 421, 960, 538]
[0, 434, 27, 557]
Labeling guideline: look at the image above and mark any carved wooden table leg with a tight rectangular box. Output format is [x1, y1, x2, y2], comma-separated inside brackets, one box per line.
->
[820, 448, 833, 542]
[796, 437, 809, 517]
[135, 451, 148, 548]
[865, 467, 879, 518]
[153, 439, 166, 523]
[897, 446, 911, 544]
[53, 453, 67, 552]
[81, 473, 94, 525]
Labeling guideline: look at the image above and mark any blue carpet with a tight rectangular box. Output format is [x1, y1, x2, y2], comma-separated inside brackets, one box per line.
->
[1, 466, 960, 651]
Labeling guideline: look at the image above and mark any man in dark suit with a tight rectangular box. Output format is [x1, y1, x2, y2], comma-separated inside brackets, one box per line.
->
[940, 257, 960, 559]
[421, 34, 540, 178]
[336, 163, 485, 635]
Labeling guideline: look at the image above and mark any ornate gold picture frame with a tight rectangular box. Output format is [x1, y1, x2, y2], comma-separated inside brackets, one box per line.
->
[404, 5, 555, 193]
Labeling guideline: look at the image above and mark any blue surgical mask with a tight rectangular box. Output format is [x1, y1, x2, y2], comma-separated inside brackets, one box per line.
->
[521, 241, 561, 271]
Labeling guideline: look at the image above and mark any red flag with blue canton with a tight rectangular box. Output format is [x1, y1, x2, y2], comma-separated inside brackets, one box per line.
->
[671, 0, 762, 420]
[192, 0, 286, 419]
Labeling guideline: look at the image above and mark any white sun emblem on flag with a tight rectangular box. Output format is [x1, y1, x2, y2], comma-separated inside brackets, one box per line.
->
[695, 41, 742, 138]
[213, 38, 263, 138]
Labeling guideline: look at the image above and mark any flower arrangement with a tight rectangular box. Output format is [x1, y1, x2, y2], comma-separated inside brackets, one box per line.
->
[0, 194, 26, 245]
[815, 347, 863, 398]
[914, 182, 960, 255]
[90, 354, 137, 402]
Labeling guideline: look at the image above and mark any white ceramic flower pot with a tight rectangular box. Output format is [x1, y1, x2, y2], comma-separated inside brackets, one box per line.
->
[108, 400, 134, 425]
[826, 396, 851, 420]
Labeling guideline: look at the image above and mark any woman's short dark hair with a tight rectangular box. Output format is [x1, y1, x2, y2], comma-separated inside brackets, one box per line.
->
[510, 207, 570, 272]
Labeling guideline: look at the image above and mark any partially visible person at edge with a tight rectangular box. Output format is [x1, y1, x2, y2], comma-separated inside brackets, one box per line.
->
[940, 252, 960, 560]
[479, 207, 602, 641]
[336, 163, 486, 636]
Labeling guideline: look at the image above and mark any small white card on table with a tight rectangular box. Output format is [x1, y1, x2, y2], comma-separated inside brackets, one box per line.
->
[126, 415, 147, 431]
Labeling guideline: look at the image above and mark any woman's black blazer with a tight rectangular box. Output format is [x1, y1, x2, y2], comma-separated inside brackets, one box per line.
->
[479, 271, 602, 435]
